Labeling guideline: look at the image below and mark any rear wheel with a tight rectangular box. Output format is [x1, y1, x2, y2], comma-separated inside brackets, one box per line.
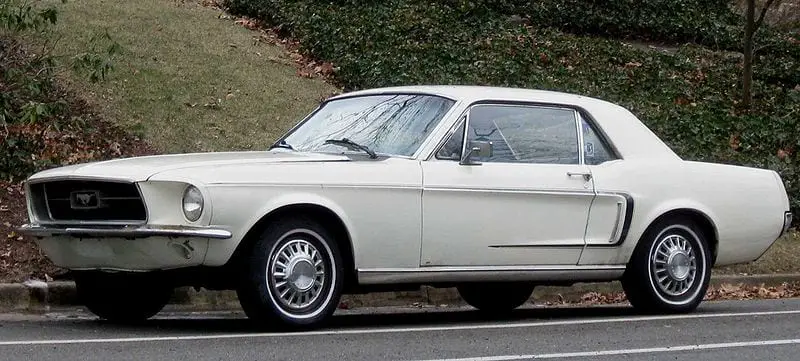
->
[622, 216, 712, 313]
[457, 282, 535, 315]
[236, 216, 344, 329]
[75, 272, 172, 323]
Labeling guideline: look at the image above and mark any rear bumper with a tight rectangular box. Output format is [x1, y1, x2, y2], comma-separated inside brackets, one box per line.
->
[17, 223, 232, 240]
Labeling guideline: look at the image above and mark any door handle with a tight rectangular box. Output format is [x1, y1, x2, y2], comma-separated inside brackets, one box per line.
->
[567, 171, 592, 181]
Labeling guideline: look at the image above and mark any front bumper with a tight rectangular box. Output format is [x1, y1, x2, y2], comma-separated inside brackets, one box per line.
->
[16, 224, 233, 271]
[17, 224, 232, 240]
[17, 223, 234, 271]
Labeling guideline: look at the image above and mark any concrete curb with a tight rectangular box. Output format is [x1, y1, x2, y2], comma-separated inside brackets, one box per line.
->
[2, 273, 799, 313]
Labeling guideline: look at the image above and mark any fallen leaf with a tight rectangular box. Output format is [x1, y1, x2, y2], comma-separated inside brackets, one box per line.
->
[675, 97, 691, 105]
[730, 134, 741, 150]
[625, 61, 643, 68]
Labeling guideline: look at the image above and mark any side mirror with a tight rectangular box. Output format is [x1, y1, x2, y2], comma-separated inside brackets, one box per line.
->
[460, 140, 493, 165]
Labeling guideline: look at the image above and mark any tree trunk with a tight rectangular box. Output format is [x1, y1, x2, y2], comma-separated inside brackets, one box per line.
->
[742, 0, 756, 109]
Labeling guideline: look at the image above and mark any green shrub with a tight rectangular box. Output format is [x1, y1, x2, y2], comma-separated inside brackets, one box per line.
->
[1, 0, 125, 182]
[224, 0, 799, 215]
[502, 0, 741, 48]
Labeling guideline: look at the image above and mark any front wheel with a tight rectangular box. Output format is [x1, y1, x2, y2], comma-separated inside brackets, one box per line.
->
[621, 216, 712, 314]
[236, 216, 344, 329]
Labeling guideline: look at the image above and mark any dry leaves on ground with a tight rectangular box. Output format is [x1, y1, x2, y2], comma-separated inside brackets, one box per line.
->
[201, 3, 342, 86]
[537, 282, 800, 306]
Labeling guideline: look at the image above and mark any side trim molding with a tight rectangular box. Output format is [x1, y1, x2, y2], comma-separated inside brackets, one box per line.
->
[357, 265, 626, 284]
[585, 191, 635, 248]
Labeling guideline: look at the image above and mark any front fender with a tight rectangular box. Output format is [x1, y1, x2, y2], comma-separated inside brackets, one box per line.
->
[202, 186, 358, 267]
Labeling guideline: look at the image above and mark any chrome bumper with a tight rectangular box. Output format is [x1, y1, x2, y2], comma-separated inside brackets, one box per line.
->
[17, 223, 233, 239]
[783, 211, 793, 236]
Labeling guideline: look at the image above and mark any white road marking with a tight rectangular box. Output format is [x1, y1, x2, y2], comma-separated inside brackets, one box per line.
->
[1, 309, 799, 346]
[411, 339, 800, 360]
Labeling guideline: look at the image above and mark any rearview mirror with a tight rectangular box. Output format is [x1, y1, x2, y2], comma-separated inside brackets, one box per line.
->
[460, 140, 493, 165]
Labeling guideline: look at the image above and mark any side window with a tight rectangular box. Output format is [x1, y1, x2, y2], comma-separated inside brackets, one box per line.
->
[435, 117, 466, 160]
[580, 114, 616, 165]
[436, 104, 580, 164]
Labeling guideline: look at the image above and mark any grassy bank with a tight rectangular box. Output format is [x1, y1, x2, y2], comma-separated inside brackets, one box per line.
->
[32, 0, 337, 154]
[1, 0, 336, 282]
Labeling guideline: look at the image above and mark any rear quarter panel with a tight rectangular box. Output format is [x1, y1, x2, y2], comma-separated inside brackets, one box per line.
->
[580, 159, 787, 266]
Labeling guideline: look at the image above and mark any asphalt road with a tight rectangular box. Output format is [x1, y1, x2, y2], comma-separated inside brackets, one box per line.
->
[1, 298, 800, 361]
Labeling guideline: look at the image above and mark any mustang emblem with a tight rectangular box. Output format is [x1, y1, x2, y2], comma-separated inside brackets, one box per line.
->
[70, 191, 100, 209]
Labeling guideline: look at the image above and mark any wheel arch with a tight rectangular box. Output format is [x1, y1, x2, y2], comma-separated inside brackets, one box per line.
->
[227, 201, 358, 291]
[639, 207, 720, 265]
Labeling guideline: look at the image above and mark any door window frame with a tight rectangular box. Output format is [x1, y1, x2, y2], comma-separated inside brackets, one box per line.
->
[427, 100, 622, 165]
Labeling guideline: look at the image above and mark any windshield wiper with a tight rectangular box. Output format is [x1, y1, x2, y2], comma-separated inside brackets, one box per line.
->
[269, 139, 294, 151]
[324, 138, 378, 159]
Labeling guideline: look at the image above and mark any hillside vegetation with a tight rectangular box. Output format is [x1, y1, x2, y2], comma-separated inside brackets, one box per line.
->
[224, 0, 800, 217]
[0, 0, 336, 281]
[1, 0, 798, 282]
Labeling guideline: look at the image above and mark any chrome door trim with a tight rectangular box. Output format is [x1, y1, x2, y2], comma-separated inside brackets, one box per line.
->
[423, 185, 595, 197]
[357, 265, 625, 284]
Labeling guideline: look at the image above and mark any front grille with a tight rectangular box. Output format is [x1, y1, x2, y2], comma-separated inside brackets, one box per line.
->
[29, 180, 147, 223]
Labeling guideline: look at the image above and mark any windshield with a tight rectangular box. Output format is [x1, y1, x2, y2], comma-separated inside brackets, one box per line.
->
[279, 94, 456, 157]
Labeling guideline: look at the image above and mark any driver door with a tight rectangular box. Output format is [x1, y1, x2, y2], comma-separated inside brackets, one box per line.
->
[420, 103, 595, 267]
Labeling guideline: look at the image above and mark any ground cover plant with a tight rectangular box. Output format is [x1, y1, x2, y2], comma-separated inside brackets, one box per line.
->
[223, 0, 800, 218]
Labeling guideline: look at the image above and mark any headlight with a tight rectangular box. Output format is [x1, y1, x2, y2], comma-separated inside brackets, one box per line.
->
[182, 185, 204, 222]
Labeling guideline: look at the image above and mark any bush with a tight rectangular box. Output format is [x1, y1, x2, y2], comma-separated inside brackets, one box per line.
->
[224, 0, 800, 215]
[1, 1, 140, 182]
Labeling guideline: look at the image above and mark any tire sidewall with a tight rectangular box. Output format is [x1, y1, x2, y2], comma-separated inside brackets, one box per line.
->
[639, 220, 711, 311]
[247, 218, 343, 326]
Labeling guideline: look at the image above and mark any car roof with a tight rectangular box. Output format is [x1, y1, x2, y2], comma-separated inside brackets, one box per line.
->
[328, 85, 682, 161]
[328, 85, 620, 109]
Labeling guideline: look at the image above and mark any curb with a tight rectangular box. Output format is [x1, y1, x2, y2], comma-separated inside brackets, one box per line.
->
[2, 273, 799, 313]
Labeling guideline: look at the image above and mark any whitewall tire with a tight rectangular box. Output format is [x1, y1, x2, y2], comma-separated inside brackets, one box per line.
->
[622, 216, 712, 313]
[236, 216, 343, 329]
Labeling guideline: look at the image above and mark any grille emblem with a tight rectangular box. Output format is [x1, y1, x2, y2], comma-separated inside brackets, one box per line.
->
[70, 191, 100, 209]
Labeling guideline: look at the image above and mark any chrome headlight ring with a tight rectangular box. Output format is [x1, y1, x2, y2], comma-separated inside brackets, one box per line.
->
[182, 185, 204, 222]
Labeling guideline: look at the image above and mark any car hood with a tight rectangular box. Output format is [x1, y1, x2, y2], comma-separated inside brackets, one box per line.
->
[26, 150, 350, 183]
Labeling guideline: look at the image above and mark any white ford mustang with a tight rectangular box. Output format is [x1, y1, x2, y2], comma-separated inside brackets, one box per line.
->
[19, 85, 792, 328]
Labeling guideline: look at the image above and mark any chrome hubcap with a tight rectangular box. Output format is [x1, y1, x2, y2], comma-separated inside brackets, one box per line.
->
[652, 234, 697, 296]
[269, 239, 325, 309]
